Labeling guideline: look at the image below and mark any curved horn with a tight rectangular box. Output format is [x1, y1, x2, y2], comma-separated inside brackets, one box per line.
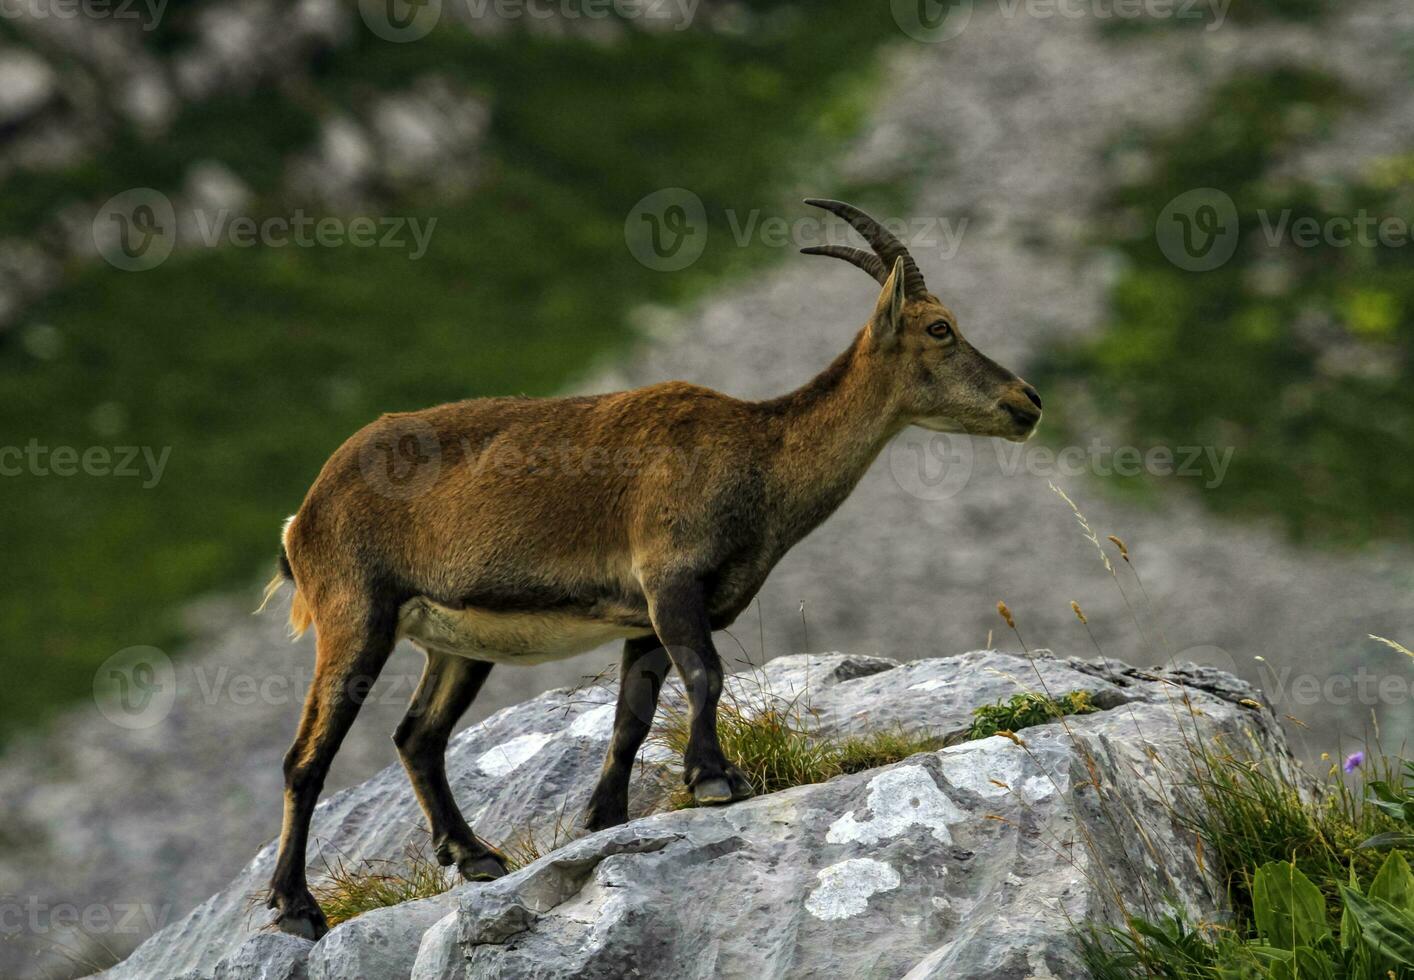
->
[799, 245, 887, 284]
[802, 198, 928, 297]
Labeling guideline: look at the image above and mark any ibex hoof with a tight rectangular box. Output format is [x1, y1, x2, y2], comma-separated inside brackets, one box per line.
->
[276, 912, 328, 941]
[458, 853, 509, 882]
[693, 767, 754, 805]
[693, 777, 734, 804]
[268, 892, 329, 940]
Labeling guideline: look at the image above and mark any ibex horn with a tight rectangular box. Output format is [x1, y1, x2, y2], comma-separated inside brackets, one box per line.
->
[798, 245, 886, 284]
[800, 198, 928, 297]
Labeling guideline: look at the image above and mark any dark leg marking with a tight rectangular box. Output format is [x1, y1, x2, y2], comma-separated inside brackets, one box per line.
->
[645, 577, 753, 806]
[584, 635, 671, 831]
[394, 652, 506, 881]
[268, 602, 397, 939]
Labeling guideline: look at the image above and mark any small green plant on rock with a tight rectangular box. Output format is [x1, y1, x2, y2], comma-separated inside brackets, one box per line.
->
[964, 690, 1098, 741]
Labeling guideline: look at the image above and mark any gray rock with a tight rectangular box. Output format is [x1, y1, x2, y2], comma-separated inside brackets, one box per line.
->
[308, 891, 458, 980]
[409, 911, 461, 980]
[212, 932, 312, 980]
[101, 652, 1288, 980]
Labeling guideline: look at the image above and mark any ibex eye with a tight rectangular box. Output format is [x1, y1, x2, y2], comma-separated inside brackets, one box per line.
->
[927, 321, 953, 340]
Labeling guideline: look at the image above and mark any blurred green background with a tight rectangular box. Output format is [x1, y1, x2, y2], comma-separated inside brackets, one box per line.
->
[1, 0, 1410, 741]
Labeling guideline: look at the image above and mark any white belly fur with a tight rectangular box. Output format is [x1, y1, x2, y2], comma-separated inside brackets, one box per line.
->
[396, 596, 652, 665]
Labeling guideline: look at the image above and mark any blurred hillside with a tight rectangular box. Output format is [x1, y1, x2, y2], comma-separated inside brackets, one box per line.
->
[0, 0, 900, 737]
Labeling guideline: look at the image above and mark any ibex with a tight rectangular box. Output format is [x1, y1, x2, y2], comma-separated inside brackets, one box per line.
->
[261, 199, 1042, 937]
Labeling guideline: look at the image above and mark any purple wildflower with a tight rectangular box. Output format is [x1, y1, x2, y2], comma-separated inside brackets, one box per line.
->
[1343, 752, 1364, 773]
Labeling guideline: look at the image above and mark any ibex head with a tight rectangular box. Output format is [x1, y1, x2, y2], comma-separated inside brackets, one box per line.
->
[802, 199, 1042, 442]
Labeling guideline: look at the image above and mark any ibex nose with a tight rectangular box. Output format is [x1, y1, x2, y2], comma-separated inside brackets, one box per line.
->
[1021, 384, 1042, 411]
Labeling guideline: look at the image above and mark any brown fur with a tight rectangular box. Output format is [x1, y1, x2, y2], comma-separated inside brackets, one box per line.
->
[261, 227, 1041, 939]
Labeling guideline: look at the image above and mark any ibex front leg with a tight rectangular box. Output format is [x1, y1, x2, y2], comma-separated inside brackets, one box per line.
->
[644, 576, 753, 806]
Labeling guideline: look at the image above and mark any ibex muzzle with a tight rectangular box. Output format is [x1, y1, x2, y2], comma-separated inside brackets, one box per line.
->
[259, 198, 1039, 939]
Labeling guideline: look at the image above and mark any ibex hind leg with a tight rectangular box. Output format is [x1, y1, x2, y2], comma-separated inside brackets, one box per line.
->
[394, 651, 507, 881]
[584, 635, 672, 831]
[267, 596, 397, 939]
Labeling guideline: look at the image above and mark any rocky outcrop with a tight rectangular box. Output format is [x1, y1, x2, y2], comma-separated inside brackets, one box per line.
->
[102, 651, 1288, 980]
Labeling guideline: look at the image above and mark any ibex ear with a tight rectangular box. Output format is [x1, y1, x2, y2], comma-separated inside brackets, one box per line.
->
[869, 256, 907, 350]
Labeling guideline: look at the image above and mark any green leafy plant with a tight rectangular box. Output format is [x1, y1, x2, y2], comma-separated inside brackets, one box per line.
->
[1360, 761, 1414, 852]
[1087, 852, 1414, 979]
[964, 690, 1097, 740]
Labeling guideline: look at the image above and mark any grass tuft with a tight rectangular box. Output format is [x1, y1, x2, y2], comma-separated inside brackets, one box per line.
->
[307, 839, 453, 929]
[647, 688, 946, 811]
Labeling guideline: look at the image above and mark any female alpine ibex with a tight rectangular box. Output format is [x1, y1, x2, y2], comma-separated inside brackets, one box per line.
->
[261, 199, 1041, 937]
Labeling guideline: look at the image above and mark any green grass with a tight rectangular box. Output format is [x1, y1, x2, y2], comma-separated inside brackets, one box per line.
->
[1037, 66, 1414, 545]
[306, 838, 453, 928]
[647, 685, 953, 810]
[1081, 750, 1414, 979]
[0, 4, 911, 737]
